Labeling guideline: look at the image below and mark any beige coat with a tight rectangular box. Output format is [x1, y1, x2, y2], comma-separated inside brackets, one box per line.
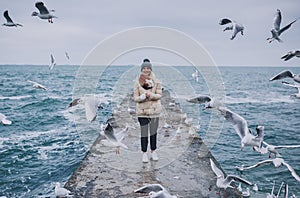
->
[133, 73, 162, 118]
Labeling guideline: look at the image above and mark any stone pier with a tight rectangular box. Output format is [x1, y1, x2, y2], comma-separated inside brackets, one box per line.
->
[65, 90, 240, 197]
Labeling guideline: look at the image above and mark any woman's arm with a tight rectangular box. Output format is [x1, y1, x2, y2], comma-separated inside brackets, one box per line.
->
[149, 82, 162, 100]
[133, 81, 146, 103]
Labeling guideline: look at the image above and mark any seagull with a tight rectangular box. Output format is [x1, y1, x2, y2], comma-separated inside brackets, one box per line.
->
[267, 9, 299, 43]
[32, 1, 57, 23]
[236, 158, 300, 182]
[210, 158, 253, 193]
[269, 70, 300, 83]
[100, 122, 130, 154]
[68, 98, 83, 108]
[49, 54, 56, 70]
[192, 69, 199, 82]
[68, 95, 104, 122]
[65, 51, 70, 60]
[219, 18, 244, 40]
[282, 81, 300, 98]
[0, 113, 12, 125]
[218, 107, 264, 151]
[281, 50, 300, 61]
[27, 80, 47, 90]
[242, 187, 250, 197]
[2, 10, 22, 27]
[261, 141, 300, 158]
[54, 182, 73, 198]
[186, 95, 220, 110]
[134, 183, 177, 198]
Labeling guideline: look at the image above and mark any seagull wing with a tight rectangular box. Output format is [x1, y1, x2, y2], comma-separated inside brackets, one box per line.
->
[68, 98, 82, 108]
[3, 10, 13, 23]
[227, 175, 253, 186]
[278, 19, 298, 35]
[84, 96, 99, 122]
[269, 70, 294, 81]
[210, 158, 225, 179]
[282, 81, 300, 88]
[35, 2, 49, 14]
[186, 95, 211, 104]
[282, 161, 300, 182]
[219, 18, 232, 25]
[218, 107, 248, 139]
[103, 123, 118, 143]
[273, 9, 282, 31]
[240, 159, 273, 170]
[134, 184, 164, 193]
[274, 144, 300, 149]
[281, 52, 295, 61]
[49, 54, 55, 70]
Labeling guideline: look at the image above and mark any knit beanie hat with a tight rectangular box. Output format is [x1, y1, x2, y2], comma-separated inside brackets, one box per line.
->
[141, 58, 152, 71]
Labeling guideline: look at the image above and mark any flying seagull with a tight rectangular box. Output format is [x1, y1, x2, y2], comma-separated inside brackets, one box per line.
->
[32, 1, 57, 23]
[261, 141, 300, 158]
[134, 183, 177, 198]
[65, 51, 70, 60]
[281, 50, 300, 61]
[68, 95, 105, 122]
[219, 18, 244, 40]
[2, 10, 22, 27]
[282, 81, 300, 98]
[210, 158, 253, 193]
[186, 95, 222, 110]
[27, 80, 47, 91]
[269, 70, 300, 84]
[218, 107, 264, 151]
[0, 113, 12, 125]
[267, 9, 299, 43]
[100, 123, 129, 154]
[49, 54, 56, 70]
[191, 68, 199, 82]
[236, 158, 300, 182]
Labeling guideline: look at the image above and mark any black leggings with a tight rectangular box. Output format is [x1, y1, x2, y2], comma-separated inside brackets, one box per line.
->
[138, 117, 159, 152]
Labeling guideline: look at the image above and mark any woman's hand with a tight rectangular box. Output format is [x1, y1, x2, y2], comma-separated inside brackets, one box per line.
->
[146, 93, 151, 98]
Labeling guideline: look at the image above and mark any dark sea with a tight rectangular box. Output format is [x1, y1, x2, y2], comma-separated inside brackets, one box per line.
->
[0, 65, 299, 197]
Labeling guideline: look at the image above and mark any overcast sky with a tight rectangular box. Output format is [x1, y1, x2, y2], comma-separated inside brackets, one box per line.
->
[0, 0, 299, 66]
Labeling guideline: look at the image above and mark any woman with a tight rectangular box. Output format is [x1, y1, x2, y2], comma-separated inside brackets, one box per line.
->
[133, 58, 162, 163]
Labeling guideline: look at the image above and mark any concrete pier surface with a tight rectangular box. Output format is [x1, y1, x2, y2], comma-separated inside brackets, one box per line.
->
[65, 90, 241, 197]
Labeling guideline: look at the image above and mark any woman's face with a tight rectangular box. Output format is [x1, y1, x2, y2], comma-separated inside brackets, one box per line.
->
[142, 67, 152, 75]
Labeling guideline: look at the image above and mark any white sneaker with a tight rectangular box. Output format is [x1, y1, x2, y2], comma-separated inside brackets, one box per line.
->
[142, 153, 149, 163]
[151, 151, 158, 161]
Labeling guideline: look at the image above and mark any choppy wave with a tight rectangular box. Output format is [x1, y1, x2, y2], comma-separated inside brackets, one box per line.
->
[0, 65, 300, 197]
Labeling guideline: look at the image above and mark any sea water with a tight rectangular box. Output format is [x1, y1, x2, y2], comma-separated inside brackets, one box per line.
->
[0, 65, 299, 197]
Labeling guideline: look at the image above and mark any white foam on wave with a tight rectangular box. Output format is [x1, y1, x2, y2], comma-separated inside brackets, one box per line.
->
[0, 95, 31, 100]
